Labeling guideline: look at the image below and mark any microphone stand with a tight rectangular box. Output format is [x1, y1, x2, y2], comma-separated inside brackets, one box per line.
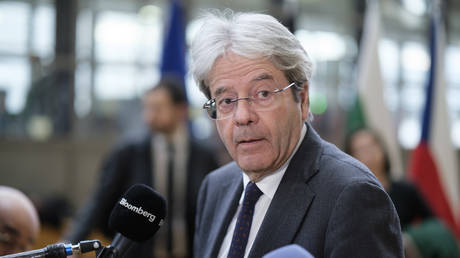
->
[95, 246, 116, 258]
[96, 234, 133, 258]
[0, 240, 101, 258]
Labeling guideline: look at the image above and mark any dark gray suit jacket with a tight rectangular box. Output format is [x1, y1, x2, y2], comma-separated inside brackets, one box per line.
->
[194, 124, 403, 258]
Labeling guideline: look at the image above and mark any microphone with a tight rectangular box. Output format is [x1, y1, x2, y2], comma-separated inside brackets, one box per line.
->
[262, 244, 315, 258]
[0, 240, 101, 258]
[96, 184, 167, 258]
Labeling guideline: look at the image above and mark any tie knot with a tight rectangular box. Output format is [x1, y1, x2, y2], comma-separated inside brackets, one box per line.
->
[244, 181, 263, 204]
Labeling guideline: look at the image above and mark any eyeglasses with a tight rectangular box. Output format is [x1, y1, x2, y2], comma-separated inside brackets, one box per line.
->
[203, 82, 296, 120]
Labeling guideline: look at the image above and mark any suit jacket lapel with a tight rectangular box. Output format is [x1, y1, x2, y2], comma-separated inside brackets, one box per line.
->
[249, 123, 323, 257]
[208, 169, 243, 257]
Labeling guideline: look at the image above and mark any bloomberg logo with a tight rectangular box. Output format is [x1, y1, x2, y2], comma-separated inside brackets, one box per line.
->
[119, 198, 163, 225]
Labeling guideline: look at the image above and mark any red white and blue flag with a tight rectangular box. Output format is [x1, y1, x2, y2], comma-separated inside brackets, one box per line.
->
[408, 1, 460, 238]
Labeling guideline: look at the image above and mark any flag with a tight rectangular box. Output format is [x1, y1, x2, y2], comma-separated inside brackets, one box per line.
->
[347, 0, 404, 178]
[408, 0, 460, 238]
[160, 0, 187, 99]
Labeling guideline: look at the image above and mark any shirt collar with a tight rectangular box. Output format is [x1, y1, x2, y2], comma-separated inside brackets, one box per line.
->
[241, 124, 307, 202]
[151, 123, 188, 148]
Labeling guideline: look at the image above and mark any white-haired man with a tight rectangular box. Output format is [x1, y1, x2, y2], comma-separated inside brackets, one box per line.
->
[190, 10, 403, 258]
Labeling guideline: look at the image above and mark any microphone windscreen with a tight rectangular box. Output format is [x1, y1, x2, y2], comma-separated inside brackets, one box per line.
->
[263, 244, 315, 258]
[108, 184, 166, 242]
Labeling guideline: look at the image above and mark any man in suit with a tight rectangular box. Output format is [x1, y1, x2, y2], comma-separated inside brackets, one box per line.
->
[189, 11, 404, 258]
[64, 79, 219, 258]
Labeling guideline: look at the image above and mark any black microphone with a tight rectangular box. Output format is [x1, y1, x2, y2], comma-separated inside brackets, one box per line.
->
[0, 240, 101, 258]
[96, 184, 167, 258]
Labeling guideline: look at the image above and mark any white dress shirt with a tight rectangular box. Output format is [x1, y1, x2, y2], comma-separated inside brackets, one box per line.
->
[218, 124, 307, 258]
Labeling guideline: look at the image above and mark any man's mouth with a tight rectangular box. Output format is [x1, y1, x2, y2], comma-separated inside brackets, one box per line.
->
[237, 138, 263, 145]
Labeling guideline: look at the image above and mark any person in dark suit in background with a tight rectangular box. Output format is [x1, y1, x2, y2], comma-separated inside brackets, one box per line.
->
[64, 79, 219, 258]
[189, 10, 403, 258]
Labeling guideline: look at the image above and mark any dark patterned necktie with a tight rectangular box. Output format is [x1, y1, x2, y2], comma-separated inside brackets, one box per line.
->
[227, 181, 263, 258]
[166, 143, 174, 254]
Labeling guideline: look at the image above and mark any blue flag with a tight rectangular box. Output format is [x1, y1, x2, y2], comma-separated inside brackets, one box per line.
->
[160, 0, 187, 99]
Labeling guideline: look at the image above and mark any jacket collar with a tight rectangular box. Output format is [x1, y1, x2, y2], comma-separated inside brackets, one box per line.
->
[207, 165, 244, 257]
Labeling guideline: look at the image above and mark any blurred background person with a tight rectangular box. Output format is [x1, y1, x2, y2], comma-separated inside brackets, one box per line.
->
[0, 185, 40, 255]
[403, 217, 460, 258]
[63, 79, 219, 258]
[345, 128, 432, 229]
[345, 128, 460, 258]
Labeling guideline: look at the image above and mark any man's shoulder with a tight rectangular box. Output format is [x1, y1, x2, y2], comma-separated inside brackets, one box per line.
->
[198, 162, 241, 201]
[101, 136, 148, 161]
[115, 133, 150, 150]
[323, 141, 369, 171]
[206, 161, 241, 182]
[316, 140, 381, 187]
[299, 124, 375, 183]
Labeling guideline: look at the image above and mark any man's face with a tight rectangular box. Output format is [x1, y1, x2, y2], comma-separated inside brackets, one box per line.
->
[0, 212, 38, 255]
[142, 88, 183, 134]
[208, 52, 309, 179]
[350, 130, 386, 177]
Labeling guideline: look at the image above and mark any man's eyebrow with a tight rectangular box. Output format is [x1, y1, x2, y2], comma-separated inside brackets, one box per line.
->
[251, 73, 274, 82]
[212, 74, 274, 97]
[213, 87, 229, 98]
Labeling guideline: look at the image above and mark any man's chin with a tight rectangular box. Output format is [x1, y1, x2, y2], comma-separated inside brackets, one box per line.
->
[236, 158, 271, 174]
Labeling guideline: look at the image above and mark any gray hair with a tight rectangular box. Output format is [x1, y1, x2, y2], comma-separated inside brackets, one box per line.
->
[190, 9, 314, 104]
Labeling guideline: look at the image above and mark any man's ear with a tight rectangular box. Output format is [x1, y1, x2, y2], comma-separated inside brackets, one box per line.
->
[300, 82, 310, 122]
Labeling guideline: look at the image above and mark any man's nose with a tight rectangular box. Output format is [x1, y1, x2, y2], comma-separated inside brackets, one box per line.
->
[232, 99, 257, 125]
